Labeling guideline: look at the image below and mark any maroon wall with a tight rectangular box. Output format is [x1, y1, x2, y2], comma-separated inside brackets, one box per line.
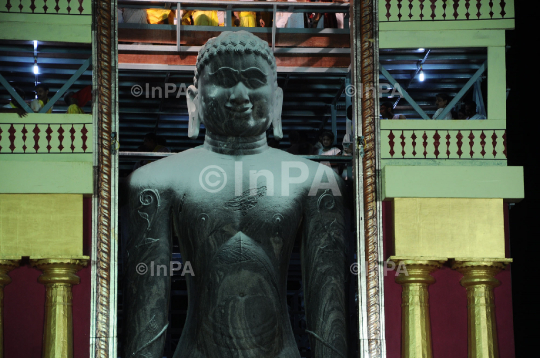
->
[3, 197, 92, 358]
[383, 201, 515, 358]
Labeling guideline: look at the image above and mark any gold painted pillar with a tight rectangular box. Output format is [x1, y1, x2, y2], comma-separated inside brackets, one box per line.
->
[452, 259, 511, 358]
[392, 258, 445, 358]
[31, 257, 88, 358]
[0, 258, 19, 358]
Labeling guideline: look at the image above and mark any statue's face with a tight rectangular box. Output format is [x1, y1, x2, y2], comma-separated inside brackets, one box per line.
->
[198, 53, 276, 137]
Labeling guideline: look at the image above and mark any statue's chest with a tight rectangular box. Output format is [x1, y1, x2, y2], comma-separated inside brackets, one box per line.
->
[173, 190, 303, 256]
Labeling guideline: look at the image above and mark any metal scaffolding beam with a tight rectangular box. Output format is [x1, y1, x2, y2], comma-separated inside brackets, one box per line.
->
[40, 57, 92, 113]
[380, 64, 430, 120]
[435, 61, 487, 119]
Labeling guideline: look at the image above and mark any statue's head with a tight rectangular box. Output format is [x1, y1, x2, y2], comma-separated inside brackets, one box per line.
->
[186, 31, 283, 140]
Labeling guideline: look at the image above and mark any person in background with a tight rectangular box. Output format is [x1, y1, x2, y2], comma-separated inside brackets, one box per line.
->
[341, 135, 352, 180]
[341, 107, 353, 180]
[146, 8, 176, 25]
[31, 84, 53, 113]
[234, 11, 257, 27]
[432, 93, 453, 120]
[64, 92, 85, 114]
[312, 0, 337, 28]
[380, 101, 406, 119]
[257, 0, 273, 27]
[70, 85, 93, 109]
[192, 10, 220, 26]
[317, 131, 341, 174]
[0, 87, 27, 118]
[275, 0, 305, 28]
[465, 100, 487, 120]
[232, 0, 257, 27]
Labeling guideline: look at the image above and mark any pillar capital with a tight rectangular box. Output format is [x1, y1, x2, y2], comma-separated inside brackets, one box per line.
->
[452, 259, 510, 289]
[390, 257, 446, 285]
[0, 259, 20, 287]
[30, 257, 89, 286]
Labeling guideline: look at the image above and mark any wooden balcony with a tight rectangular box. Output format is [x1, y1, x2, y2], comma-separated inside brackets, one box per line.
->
[0, 0, 91, 43]
[0, 113, 93, 194]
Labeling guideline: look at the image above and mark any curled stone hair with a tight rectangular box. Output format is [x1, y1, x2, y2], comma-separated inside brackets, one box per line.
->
[194, 31, 278, 88]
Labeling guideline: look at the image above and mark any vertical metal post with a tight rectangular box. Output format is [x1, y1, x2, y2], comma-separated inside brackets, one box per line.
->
[226, 5, 232, 27]
[331, 104, 338, 145]
[176, 2, 181, 52]
[474, 78, 486, 117]
[272, 4, 277, 53]
[345, 73, 352, 110]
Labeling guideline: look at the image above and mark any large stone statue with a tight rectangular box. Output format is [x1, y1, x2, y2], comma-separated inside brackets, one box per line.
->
[123, 31, 348, 358]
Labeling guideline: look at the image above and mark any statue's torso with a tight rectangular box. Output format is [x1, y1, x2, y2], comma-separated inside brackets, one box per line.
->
[164, 149, 313, 358]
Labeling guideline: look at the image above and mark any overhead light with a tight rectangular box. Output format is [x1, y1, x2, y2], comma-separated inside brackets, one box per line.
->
[33, 64, 39, 74]
[34, 40, 38, 50]
[418, 48, 425, 52]
[419, 66, 425, 82]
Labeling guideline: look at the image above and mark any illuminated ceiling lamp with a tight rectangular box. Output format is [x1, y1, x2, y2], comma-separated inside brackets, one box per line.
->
[33, 41, 39, 84]
[419, 65, 425, 82]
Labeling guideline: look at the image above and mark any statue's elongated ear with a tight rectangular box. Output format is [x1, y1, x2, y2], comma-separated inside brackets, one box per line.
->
[186, 85, 200, 139]
[272, 87, 284, 140]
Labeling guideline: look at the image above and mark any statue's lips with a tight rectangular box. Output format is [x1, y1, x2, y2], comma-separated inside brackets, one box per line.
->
[225, 106, 252, 115]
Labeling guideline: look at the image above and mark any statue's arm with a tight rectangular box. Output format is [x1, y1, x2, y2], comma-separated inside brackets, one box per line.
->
[301, 173, 348, 358]
[122, 177, 172, 358]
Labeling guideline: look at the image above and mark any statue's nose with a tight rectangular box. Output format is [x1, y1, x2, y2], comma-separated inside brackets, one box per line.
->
[229, 82, 250, 106]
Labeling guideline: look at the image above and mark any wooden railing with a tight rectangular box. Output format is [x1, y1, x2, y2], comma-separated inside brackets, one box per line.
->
[380, 120, 507, 160]
[0, 114, 92, 154]
[380, 0, 514, 22]
[0, 0, 91, 15]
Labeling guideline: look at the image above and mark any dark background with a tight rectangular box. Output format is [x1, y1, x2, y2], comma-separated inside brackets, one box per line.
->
[505, 1, 539, 353]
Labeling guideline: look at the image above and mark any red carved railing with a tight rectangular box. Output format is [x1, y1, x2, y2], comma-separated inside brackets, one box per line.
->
[381, 0, 512, 21]
[383, 128, 507, 159]
[1, 0, 90, 14]
[0, 122, 91, 154]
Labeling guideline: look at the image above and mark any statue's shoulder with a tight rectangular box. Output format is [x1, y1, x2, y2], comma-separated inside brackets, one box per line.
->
[127, 147, 204, 190]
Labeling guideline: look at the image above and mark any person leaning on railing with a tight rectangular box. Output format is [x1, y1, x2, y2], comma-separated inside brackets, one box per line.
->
[31, 84, 53, 114]
[464, 100, 487, 120]
[0, 87, 28, 118]
[64, 92, 85, 114]
[380, 101, 406, 120]
[432, 93, 453, 120]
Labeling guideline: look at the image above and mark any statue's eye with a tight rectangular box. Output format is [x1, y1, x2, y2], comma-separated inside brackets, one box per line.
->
[245, 78, 266, 89]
